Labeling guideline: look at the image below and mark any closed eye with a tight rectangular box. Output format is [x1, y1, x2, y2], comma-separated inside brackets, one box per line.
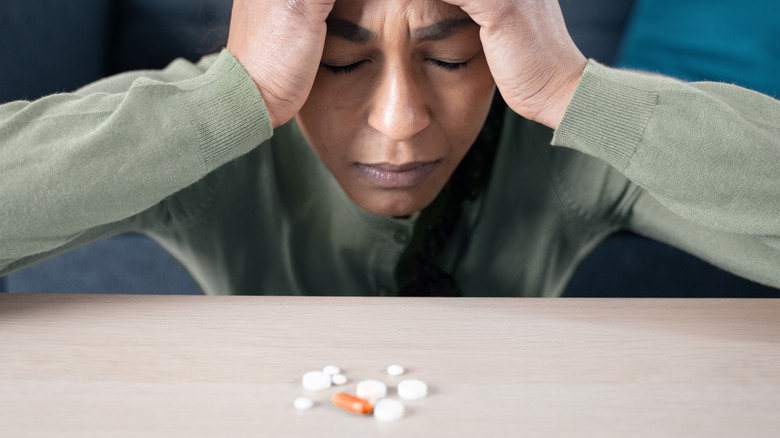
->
[427, 59, 468, 70]
[321, 61, 367, 75]
[322, 58, 468, 75]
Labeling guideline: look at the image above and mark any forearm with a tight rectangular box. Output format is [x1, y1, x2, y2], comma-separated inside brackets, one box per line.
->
[553, 60, 780, 237]
[0, 50, 271, 266]
[628, 190, 780, 289]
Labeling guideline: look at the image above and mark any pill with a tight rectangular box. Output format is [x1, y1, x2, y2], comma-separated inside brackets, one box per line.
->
[356, 379, 387, 401]
[332, 392, 373, 414]
[323, 365, 341, 376]
[373, 398, 405, 422]
[331, 373, 348, 385]
[387, 364, 405, 376]
[397, 379, 428, 400]
[302, 371, 332, 391]
[293, 397, 314, 410]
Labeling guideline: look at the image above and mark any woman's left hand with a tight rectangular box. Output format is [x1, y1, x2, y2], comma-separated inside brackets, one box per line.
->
[441, 0, 587, 129]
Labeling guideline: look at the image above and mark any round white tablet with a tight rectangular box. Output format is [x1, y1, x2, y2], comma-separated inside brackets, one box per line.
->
[322, 365, 341, 376]
[302, 371, 332, 392]
[373, 398, 405, 422]
[331, 373, 348, 385]
[293, 397, 314, 410]
[356, 379, 387, 401]
[397, 379, 428, 400]
[387, 364, 405, 376]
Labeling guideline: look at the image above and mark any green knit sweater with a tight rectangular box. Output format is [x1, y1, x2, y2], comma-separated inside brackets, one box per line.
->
[1, 50, 778, 295]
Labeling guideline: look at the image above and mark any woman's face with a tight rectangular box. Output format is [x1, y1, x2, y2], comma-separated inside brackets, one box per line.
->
[295, 0, 495, 217]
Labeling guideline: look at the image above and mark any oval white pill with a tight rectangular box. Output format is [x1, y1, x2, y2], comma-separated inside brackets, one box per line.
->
[302, 371, 332, 392]
[331, 373, 348, 385]
[356, 379, 387, 401]
[373, 398, 405, 422]
[397, 379, 428, 400]
[323, 365, 341, 376]
[294, 397, 314, 410]
[387, 364, 405, 376]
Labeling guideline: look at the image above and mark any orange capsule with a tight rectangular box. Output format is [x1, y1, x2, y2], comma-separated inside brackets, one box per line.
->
[331, 392, 374, 414]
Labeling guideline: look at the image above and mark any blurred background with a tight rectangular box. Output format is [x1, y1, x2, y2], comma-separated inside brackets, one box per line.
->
[0, 0, 777, 296]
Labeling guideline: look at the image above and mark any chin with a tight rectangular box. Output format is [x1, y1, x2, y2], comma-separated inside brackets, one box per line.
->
[353, 190, 437, 218]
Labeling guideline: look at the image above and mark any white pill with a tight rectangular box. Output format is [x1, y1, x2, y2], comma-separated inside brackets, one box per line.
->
[293, 397, 314, 410]
[356, 379, 387, 401]
[302, 371, 332, 391]
[397, 379, 428, 400]
[373, 398, 405, 422]
[387, 364, 405, 376]
[323, 365, 341, 376]
[331, 373, 348, 385]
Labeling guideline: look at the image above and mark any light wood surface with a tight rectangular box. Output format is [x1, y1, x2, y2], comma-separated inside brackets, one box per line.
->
[1, 294, 779, 437]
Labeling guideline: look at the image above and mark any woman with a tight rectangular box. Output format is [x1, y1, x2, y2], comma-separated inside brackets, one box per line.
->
[1, 0, 778, 295]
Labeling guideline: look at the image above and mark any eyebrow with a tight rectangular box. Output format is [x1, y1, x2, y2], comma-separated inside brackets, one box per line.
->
[326, 19, 376, 43]
[325, 18, 477, 43]
[412, 18, 476, 42]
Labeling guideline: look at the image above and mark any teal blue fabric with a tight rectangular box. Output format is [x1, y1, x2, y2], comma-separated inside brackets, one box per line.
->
[615, 0, 780, 97]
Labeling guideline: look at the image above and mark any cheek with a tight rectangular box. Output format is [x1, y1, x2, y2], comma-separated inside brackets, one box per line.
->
[435, 65, 496, 150]
[296, 75, 361, 162]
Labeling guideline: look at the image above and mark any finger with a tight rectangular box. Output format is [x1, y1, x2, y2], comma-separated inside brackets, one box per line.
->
[436, 0, 500, 26]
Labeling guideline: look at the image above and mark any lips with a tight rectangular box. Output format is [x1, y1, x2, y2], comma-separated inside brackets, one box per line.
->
[354, 160, 441, 188]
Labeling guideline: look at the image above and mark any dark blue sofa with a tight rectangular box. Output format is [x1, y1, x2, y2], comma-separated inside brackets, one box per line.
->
[0, 0, 775, 296]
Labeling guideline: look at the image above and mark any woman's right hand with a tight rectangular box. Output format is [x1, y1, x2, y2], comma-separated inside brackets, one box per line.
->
[227, 0, 336, 128]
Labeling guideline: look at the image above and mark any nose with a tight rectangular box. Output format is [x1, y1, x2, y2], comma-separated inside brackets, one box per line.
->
[367, 65, 432, 142]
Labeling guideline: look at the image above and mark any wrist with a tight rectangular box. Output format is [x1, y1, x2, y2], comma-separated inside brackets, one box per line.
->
[534, 59, 587, 129]
[225, 48, 284, 129]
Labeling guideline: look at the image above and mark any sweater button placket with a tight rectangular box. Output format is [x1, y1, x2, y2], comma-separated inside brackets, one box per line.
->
[393, 229, 410, 245]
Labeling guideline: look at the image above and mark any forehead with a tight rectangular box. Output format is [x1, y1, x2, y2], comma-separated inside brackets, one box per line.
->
[329, 0, 468, 26]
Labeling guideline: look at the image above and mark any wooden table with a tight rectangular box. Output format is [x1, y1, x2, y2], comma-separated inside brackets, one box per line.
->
[1, 294, 778, 437]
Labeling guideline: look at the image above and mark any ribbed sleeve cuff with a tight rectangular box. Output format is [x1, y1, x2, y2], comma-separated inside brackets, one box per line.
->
[179, 50, 273, 171]
[552, 60, 658, 171]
